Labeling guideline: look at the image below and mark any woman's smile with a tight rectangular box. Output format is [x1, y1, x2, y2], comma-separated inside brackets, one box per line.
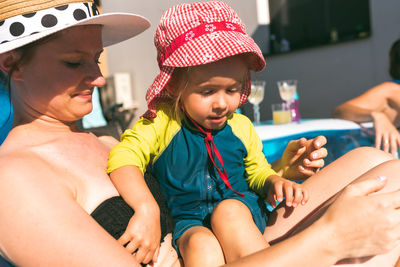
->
[72, 89, 93, 101]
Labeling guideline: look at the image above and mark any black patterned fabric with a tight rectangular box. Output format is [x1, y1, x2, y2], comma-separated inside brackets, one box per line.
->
[91, 171, 174, 240]
[0, 2, 98, 44]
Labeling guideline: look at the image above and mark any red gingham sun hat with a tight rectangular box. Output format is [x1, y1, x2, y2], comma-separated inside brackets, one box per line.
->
[143, 1, 266, 119]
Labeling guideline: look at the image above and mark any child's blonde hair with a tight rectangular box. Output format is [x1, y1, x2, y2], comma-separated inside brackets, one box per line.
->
[165, 67, 191, 120]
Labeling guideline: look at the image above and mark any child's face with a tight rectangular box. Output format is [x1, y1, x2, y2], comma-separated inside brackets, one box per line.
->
[181, 56, 247, 130]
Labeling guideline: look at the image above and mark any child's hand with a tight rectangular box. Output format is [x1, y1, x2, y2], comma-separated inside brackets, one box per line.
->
[266, 175, 309, 209]
[118, 209, 161, 264]
[279, 136, 328, 180]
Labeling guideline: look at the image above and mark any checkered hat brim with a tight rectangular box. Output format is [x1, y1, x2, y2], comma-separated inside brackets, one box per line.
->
[144, 1, 266, 119]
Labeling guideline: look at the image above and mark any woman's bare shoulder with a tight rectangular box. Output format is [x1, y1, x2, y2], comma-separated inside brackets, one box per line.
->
[0, 150, 41, 175]
[97, 134, 120, 150]
[0, 149, 132, 267]
[0, 151, 63, 187]
[0, 147, 78, 203]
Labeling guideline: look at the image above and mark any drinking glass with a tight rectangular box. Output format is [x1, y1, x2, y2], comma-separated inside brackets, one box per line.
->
[277, 79, 297, 102]
[271, 103, 291, 124]
[248, 80, 266, 125]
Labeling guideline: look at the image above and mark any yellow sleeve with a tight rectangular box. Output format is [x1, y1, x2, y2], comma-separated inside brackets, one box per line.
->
[107, 106, 177, 174]
[229, 113, 276, 197]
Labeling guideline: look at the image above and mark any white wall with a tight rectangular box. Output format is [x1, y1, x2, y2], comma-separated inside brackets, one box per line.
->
[101, 0, 400, 122]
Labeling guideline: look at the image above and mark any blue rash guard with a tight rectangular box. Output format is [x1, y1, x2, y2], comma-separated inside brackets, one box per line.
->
[108, 104, 277, 250]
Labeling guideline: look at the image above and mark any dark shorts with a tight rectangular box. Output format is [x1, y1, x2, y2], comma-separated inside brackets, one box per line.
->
[172, 195, 268, 255]
[0, 255, 14, 267]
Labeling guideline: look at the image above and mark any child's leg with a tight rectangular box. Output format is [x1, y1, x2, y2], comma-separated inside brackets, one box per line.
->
[177, 226, 225, 267]
[211, 199, 269, 263]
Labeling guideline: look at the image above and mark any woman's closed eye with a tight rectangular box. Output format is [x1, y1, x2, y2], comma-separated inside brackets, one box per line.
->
[63, 58, 101, 68]
[64, 61, 82, 68]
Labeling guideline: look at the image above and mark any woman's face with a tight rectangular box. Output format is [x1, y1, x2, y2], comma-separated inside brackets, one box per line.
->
[14, 25, 105, 122]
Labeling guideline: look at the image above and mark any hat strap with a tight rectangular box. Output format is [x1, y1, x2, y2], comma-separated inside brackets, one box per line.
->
[181, 105, 244, 197]
[158, 21, 245, 68]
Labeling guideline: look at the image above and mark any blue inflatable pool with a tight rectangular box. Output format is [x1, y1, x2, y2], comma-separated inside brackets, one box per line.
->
[255, 119, 375, 165]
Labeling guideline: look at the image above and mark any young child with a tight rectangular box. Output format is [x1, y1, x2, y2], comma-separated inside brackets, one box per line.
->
[108, 1, 326, 266]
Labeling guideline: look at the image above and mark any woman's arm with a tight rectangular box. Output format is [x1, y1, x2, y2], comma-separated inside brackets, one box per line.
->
[333, 82, 400, 156]
[225, 215, 337, 266]
[263, 148, 399, 266]
[333, 82, 400, 123]
[0, 156, 140, 267]
[227, 160, 400, 266]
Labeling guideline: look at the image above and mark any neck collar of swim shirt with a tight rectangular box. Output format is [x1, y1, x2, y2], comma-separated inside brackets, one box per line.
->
[181, 106, 244, 197]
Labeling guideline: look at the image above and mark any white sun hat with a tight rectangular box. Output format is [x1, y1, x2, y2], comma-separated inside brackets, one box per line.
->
[0, 0, 150, 54]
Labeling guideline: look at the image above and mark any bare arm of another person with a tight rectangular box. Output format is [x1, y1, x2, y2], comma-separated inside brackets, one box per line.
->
[0, 155, 140, 267]
[109, 165, 161, 264]
[333, 82, 400, 123]
[265, 147, 400, 266]
[333, 82, 400, 156]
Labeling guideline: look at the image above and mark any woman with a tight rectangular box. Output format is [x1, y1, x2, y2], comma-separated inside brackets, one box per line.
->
[0, 0, 179, 266]
[0, 1, 399, 267]
[333, 39, 400, 157]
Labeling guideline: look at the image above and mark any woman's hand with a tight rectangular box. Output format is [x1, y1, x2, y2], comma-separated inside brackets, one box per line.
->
[118, 207, 161, 264]
[372, 111, 400, 158]
[319, 175, 400, 260]
[265, 175, 309, 209]
[276, 136, 328, 180]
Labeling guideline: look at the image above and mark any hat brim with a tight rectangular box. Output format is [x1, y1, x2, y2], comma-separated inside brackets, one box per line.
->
[0, 12, 150, 54]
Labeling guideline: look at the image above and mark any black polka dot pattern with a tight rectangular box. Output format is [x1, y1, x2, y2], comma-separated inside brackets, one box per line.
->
[41, 14, 58, 28]
[55, 5, 68, 11]
[0, 2, 98, 49]
[10, 22, 24, 36]
[73, 9, 87, 21]
[22, 12, 36, 18]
